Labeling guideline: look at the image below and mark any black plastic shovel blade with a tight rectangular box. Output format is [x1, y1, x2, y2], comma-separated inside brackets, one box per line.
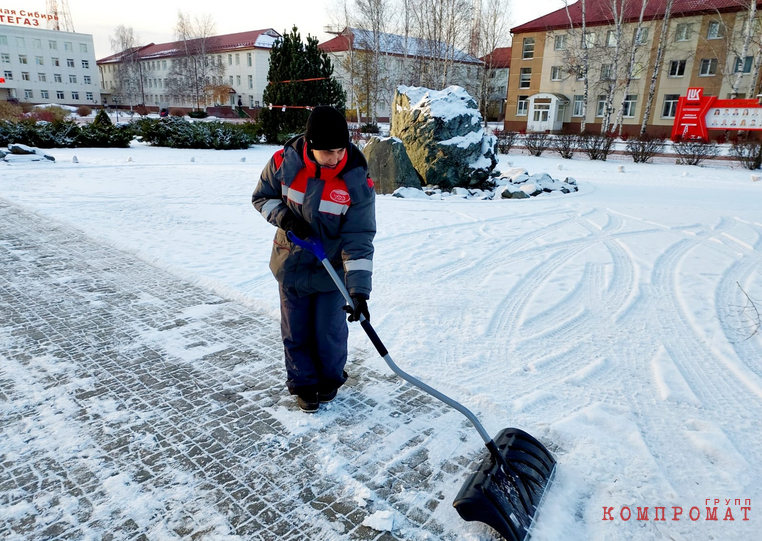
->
[453, 428, 556, 541]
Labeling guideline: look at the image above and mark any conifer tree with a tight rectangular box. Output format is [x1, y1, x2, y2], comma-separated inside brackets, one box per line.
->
[260, 26, 347, 143]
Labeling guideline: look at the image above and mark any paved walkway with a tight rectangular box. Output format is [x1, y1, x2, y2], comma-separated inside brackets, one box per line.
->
[0, 199, 488, 541]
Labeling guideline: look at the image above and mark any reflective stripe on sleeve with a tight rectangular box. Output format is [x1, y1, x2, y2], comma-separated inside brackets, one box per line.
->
[344, 259, 373, 272]
[287, 187, 305, 205]
[261, 199, 284, 220]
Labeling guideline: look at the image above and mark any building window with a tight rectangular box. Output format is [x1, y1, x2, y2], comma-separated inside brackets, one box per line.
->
[631, 62, 644, 79]
[573, 95, 585, 117]
[606, 30, 618, 47]
[16, 37, 25, 47]
[56, 90, 65, 99]
[38, 73, 46, 82]
[674, 23, 693, 42]
[229, 75, 234, 86]
[583, 32, 596, 49]
[668, 60, 686, 77]
[54, 74, 62, 83]
[3, 70, 12, 80]
[707, 21, 724, 39]
[1, 53, 9, 63]
[554, 34, 566, 50]
[634, 27, 649, 45]
[601, 63, 614, 80]
[67, 58, 75, 68]
[84, 75, 91, 84]
[69, 74, 77, 83]
[86, 92, 93, 101]
[519, 67, 531, 88]
[35, 56, 44, 65]
[71, 91, 79, 100]
[24, 89, 33, 99]
[49, 40, 57, 49]
[228, 54, 233, 66]
[522, 38, 535, 59]
[533, 103, 550, 122]
[699, 58, 718, 76]
[662, 94, 680, 118]
[19, 55, 28, 64]
[735, 56, 753, 73]
[235, 53, 240, 65]
[80, 43, 88, 53]
[517, 95, 528, 116]
[248, 74, 253, 89]
[550, 66, 562, 81]
[249, 95, 254, 108]
[21, 72, 30, 81]
[52, 58, 60, 67]
[82, 60, 89, 69]
[596, 95, 607, 117]
[622, 94, 637, 117]
[41, 90, 49, 99]
[247, 52, 252, 66]
[64, 42, 73, 51]
[161, 60, 166, 69]
[0, 35, 8, 46]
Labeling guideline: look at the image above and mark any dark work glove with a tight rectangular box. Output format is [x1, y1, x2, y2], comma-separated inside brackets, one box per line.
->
[281, 211, 312, 240]
[343, 294, 369, 322]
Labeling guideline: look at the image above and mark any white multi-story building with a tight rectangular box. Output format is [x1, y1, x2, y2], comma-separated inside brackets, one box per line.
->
[0, 23, 99, 105]
[97, 29, 280, 110]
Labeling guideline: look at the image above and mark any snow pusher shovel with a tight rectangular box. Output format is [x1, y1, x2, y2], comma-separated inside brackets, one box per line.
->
[288, 232, 556, 541]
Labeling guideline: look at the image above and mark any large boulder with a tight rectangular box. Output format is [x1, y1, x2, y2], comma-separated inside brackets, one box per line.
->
[363, 136, 422, 194]
[390, 85, 498, 190]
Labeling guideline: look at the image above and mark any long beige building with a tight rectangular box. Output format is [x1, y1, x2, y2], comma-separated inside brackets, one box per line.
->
[97, 29, 280, 111]
[506, 0, 762, 135]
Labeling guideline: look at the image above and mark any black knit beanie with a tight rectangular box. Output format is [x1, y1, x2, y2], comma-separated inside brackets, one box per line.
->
[305, 106, 349, 150]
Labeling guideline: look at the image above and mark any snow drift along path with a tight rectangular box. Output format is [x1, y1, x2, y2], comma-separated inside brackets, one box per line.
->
[1, 143, 760, 540]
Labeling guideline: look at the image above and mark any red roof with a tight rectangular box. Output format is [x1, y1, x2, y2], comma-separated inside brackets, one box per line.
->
[97, 29, 281, 63]
[512, 0, 762, 33]
[320, 33, 354, 53]
[481, 47, 512, 69]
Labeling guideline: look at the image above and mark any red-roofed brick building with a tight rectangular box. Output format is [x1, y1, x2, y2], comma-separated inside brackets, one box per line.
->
[506, 0, 762, 135]
[97, 29, 280, 111]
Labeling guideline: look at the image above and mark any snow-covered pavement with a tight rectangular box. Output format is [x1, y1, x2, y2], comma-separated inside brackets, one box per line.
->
[1, 143, 761, 540]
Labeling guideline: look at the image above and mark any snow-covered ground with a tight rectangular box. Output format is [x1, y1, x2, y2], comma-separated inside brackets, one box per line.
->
[1, 142, 760, 540]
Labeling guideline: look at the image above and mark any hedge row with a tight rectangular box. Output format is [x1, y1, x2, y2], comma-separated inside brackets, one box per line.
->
[0, 114, 262, 150]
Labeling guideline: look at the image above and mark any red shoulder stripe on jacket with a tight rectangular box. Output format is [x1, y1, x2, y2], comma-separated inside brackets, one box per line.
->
[273, 149, 285, 170]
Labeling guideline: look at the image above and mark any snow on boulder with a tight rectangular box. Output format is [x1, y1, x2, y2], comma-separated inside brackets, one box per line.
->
[392, 187, 431, 199]
[9, 143, 36, 155]
[391, 85, 498, 190]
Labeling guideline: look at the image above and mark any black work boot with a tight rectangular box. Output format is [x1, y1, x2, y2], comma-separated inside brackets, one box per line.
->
[318, 388, 338, 403]
[297, 392, 319, 413]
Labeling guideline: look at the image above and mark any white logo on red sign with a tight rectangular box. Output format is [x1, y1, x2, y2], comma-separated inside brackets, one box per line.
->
[687, 88, 702, 102]
[329, 189, 350, 204]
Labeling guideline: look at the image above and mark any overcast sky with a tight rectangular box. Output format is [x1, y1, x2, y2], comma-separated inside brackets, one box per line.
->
[53, 0, 564, 59]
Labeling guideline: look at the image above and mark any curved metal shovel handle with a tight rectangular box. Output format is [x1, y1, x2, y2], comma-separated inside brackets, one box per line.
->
[286, 231, 493, 446]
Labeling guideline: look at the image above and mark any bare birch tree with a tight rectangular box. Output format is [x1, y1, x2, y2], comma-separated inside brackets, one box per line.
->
[109, 25, 144, 108]
[613, 0, 649, 135]
[167, 11, 224, 110]
[475, 0, 512, 125]
[640, 0, 674, 135]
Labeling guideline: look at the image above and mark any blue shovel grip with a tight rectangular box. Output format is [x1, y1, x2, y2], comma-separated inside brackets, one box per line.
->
[287, 231, 327, 260]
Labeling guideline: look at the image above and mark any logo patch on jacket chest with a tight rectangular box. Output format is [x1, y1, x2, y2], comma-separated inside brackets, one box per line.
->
[329, 189, 350, 204]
